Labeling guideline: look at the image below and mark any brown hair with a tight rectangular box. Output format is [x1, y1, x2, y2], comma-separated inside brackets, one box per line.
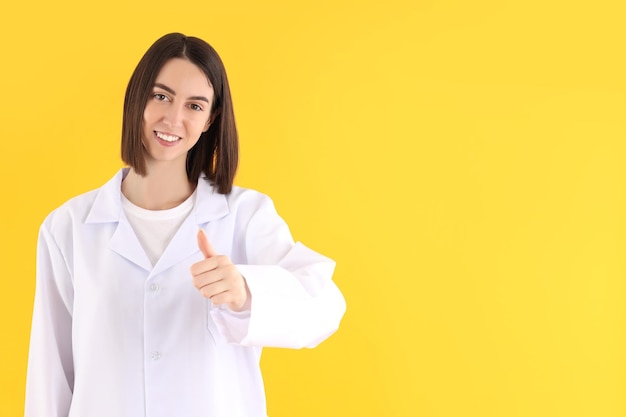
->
[121, 33, 238, 194]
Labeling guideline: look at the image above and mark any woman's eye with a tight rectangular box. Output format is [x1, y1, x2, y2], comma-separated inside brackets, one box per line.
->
[189, 103, 203, 111]
[154, 93, 168, 101]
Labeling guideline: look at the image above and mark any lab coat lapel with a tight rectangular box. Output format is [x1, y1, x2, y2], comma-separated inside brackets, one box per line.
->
[109, 213, 153, 271]
[85, 168, 152, 272]
[149, 178, 229, 277]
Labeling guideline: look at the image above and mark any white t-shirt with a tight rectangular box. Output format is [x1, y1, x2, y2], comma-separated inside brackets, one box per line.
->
[121, 190, 195, 266]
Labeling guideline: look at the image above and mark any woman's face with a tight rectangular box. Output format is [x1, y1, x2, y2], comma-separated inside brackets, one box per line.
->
[142, 58, 214, 170]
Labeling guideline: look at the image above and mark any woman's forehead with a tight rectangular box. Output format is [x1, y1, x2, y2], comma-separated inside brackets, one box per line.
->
[155, 58, 214, 93]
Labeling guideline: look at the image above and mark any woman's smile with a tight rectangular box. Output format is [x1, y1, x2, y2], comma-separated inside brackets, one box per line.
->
[155, 131, 181, 143]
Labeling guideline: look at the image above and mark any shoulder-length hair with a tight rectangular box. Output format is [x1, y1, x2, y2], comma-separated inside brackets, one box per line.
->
[121, 33, 238, 194]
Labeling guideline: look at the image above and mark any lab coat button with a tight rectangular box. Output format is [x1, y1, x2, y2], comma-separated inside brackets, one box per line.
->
[149, 283, 159, 293]
[151, 351, 162, 360]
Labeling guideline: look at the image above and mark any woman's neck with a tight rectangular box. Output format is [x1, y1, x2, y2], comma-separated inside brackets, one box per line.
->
[121, 163, 196, 210]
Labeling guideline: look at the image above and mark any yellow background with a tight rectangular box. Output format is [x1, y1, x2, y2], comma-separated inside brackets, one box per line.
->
[2, 1, 625, 416]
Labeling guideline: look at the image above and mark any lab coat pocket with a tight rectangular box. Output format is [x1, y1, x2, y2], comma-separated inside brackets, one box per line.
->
[206, 301, 222, 344]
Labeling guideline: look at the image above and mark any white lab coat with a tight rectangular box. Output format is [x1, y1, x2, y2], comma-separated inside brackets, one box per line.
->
[25, 168, 346, 417]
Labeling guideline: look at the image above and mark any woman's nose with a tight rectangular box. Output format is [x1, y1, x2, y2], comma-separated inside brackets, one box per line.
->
[163, 104, 184, 127]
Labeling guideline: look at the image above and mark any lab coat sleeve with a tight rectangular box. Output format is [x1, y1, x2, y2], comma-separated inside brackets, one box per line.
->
[25, 221, 74, 417]
[210, 194, 346, 348]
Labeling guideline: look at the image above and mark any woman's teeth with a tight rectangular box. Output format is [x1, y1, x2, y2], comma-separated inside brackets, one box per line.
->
[156, 131, 180, 142]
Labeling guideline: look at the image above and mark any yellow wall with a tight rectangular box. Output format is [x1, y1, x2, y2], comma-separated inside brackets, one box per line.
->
[2, 1, 625, 416]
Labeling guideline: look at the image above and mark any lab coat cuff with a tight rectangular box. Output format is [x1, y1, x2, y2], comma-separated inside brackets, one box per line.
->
[209, 304, 251, 344]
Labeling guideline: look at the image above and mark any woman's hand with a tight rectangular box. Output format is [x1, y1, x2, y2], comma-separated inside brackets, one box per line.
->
[190, 229, 251, 312]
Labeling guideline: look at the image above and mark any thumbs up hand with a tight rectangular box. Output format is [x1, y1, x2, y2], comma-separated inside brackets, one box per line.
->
[191, 229, 251, 312]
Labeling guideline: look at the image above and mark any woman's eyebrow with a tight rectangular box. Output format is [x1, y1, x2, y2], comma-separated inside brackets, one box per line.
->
[154, 83, 210, 103]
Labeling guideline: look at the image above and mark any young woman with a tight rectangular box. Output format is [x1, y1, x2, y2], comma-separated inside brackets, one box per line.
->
[25, 33, 346, 417]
